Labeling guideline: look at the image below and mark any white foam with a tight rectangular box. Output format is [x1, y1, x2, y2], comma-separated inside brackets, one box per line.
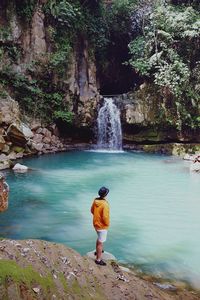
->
[86, 149, 125, 154]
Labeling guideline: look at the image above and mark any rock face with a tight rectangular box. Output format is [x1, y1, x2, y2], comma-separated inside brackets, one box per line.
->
[0, 239, 199, 300]
[0, 95, 70, 170]
[64, 38, 100, 128]
[31, 8, 47, 59]
[0, 97, 20, 126]
[0, 2, 199, 149]
[0, 2, 100, 131]
[111, 84, 200, 145]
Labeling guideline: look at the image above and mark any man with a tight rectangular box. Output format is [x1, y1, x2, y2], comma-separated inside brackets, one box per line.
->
[0, 174, 9, 212]
[91, 186, 110, 266]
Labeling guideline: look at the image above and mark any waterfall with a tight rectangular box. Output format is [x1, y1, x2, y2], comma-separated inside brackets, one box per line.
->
[97, 98, 122, 150]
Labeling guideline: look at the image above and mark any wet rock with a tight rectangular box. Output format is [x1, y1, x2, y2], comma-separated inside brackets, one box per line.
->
[13, 163, 28, 173]
[153, 282, 177, 291]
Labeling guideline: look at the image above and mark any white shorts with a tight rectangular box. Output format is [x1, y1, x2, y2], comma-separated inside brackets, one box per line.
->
[96, 229, 107, 243]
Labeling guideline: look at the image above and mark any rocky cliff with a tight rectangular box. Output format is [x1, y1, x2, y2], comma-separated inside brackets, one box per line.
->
[0, 0, 199, 161]
[114, 83, 200, 145]
[0, 0, 101, 168]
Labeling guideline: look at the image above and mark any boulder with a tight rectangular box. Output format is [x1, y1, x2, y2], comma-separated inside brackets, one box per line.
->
[0, 135, 6, 151]
[7, 152, 17, 160]
[0, 154, 11, 170]
[2, 144, 10, 154]
[0, 160, 11, 170]
[41, 128, 51, 138]
[49, 124, 60, 137]
[183, 154, 195, 161]
[36, 127, 43, 134]
[51, 135, 59, 145]
[13, 163, 28, 173]
[16, 153, 24, 159]
[7, 124, 27, 147]
[190, 162, 200, 172]
[0, 153, 8, 161]
[21, 123, 34, 139]
[30, 120, 42, 131]
[33, 134, 43, 143]
[86, 250, 117, 261]
[32, 142, 44, 152]
[43, 137, 51, 144]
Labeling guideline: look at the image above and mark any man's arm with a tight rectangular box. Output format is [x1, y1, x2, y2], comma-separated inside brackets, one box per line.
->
[91, 201, 94, 214]
[102, 204, 110, 227]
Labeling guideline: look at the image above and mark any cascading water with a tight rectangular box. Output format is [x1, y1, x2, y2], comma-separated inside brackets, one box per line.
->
[97, 98, 122, 150]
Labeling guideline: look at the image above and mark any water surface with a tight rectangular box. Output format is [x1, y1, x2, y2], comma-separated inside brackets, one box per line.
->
[1, 151, 200, 288]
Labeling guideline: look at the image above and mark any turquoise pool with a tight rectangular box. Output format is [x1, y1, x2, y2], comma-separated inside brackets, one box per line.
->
[1, 151, 200, 288]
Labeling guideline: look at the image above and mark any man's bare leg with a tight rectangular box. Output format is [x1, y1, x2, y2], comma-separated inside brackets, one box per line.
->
[96, 239, 103, 261]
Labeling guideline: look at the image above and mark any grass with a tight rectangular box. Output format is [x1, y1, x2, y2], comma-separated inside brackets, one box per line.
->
[0, 260, 55, 296]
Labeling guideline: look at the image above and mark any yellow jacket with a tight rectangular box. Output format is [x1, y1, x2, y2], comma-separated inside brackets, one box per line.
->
[91, 198, 110, 230]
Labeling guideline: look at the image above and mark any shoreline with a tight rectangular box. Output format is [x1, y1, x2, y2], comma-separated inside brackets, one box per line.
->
[1, 141, 200, 171]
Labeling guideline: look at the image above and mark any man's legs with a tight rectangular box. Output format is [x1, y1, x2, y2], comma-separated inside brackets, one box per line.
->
[95, 230, 107, 265]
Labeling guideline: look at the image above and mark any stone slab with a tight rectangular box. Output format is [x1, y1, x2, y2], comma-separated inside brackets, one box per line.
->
[86, 249, 117, 261]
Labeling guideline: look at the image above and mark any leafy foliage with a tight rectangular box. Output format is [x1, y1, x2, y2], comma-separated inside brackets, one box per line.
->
[127, 1, 200, 128]
[44, 0, 81, 29]
[54, 111, 73, 123]
[128, 3, 200, 97]
[15, 0, 37, 21]
[0, 67, 72, 124]
[1, 0, 200, 131]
